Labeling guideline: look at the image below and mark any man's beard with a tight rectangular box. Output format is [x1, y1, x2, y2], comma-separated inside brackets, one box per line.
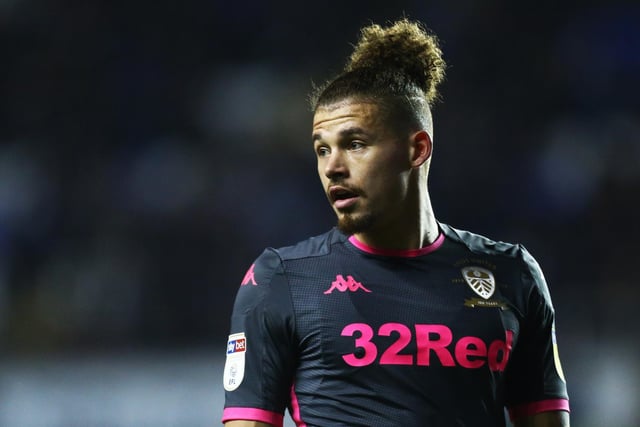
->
[336, 211, 377, 235]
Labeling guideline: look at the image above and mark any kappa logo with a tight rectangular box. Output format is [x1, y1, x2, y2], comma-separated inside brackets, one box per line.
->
[241, 264, 257, 286]
[461, 266, 496, 299]
[324, 275, 372, 294]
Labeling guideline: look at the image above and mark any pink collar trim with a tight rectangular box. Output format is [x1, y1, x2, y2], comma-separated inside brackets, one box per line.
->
[348, 233, 445, 258]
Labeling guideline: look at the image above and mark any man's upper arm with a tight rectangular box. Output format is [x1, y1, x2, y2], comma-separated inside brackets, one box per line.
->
[222, 249, 296, 426]
[512, 410, 570, 427]
[505, 247, 570, 419]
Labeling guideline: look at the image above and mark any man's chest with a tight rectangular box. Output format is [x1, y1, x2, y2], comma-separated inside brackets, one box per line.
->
[289, 260, 521, 373]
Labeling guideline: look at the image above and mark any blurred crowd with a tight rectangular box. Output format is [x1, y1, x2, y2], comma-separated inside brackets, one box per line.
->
[1, 0, 639, 424]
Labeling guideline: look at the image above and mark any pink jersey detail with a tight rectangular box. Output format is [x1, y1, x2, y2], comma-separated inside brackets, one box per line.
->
[348, 232, 445, 257]
[324, 274, 371, 294]
[289, 385, 307, 427]
[378, 323, 413, 365]
[508, 399, 570, 421]
[222, 407, 284, 426]
[454, 336, 487, 369]
[415, 324, 455, 366]
[241, 263, 258, 286]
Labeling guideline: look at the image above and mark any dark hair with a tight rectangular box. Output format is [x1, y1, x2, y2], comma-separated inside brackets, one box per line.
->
[310, 18, 446, 132]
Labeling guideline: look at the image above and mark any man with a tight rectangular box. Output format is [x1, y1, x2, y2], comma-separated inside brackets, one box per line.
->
[222, 18, 570, 427]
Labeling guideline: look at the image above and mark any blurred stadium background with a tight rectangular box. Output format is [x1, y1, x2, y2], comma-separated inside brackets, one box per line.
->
[1, 1, 639, 426]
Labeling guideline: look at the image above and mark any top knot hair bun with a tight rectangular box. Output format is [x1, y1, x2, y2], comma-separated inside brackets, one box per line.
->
[345, 18, 446, 105]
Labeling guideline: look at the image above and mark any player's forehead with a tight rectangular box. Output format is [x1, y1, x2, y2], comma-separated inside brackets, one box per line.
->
[312, 99, 384, 138]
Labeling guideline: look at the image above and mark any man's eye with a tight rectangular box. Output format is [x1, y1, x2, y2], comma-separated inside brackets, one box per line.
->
[350, 141, 365, 150]
[317, 146, 330, 157]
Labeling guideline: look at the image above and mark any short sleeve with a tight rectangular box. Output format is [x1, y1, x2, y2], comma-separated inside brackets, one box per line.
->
[504, 246, 570, 421]
[222, 249, 297, 426]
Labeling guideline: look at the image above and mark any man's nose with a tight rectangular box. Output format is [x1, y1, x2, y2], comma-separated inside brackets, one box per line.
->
[324, 151, 349, 180]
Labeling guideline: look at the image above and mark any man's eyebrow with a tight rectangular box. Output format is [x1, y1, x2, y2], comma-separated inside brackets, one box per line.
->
[312, 127, 370, 143]
[339, 127, 369, 137]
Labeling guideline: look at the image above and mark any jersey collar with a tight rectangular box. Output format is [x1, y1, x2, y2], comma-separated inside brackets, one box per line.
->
[348, 233, 445, 258]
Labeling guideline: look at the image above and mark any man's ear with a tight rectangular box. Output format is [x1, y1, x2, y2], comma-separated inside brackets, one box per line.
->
[410, 130, 432, 168]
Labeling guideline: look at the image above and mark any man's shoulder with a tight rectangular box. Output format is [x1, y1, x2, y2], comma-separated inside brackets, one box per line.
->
[267, 228, 347, 262]
[240, 229, 345, 292]
[440, 222, 526, 260]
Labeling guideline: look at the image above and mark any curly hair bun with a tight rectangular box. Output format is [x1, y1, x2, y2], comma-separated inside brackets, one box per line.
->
[346, 18, 446, 105]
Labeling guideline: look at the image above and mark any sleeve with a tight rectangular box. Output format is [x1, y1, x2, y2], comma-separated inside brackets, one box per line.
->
[222, 249, 297, 426]
[504, 245, 570, 422]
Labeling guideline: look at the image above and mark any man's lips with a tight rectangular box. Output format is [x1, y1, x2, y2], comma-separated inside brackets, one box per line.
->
[328, 185, 360, 209]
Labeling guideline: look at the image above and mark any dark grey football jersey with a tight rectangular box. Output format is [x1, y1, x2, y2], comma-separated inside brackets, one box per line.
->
[222, 223, 569, 426]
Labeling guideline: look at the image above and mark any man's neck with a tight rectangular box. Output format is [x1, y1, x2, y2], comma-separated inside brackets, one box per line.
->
[353, 193, 439, 251]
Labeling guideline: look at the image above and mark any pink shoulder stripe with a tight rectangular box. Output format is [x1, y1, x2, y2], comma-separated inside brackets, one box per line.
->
[222, 407, 284, 426]
[508, 398, 570, 421]
[348, 232, 445, 257]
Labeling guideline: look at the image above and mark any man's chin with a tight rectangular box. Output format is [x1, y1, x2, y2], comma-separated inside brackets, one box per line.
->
[336, 213, 376, 235]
